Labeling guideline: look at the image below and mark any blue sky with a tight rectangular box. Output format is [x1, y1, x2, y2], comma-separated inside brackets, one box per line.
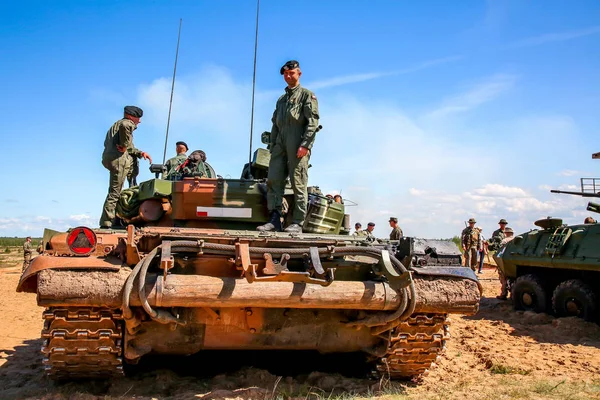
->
[1, 0, 599, 239]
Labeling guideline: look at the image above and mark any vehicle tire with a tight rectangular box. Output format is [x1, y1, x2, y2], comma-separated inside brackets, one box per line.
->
[552, 279, 597, 321]
[511, 274, 547, 313]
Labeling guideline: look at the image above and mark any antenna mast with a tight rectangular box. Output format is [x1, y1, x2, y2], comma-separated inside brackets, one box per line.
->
[162, 18, 183, 164]
[248, 0, 260, 170]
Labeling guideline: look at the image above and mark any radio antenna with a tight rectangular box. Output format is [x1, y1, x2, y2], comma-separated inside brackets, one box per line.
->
[162, 18, 183, 164]
[247, 0, 260, 172]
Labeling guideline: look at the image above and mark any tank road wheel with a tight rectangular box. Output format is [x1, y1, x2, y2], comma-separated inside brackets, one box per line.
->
[552, 279, 598, 322]
[511, 274, 547, 313]
[41, 308, 124, 379]
[376, 313, 448, 380]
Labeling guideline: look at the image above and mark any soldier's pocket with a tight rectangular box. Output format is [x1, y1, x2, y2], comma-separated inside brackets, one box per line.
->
[288, 103, 303, 123]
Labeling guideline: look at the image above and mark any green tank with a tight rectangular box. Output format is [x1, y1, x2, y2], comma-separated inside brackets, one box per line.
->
[495, 171, 600, 321]
[17, 138, 482, 381]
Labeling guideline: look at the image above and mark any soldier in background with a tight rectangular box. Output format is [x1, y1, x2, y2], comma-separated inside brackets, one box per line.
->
[22, 236, 33, 272]
[389, 217, 403, 240]
[257, 60, 320, 233]
[584, 216, 597, 224]
[476, 227, 487, 274]
[353, 222, 366, 236]
[163, 141, 189, 179]
[461, 218, 481, 271]
[488, 219, 509, 299]
[100, 106, 152, 228]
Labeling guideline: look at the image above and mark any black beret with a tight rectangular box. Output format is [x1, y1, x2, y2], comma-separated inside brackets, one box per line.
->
[280, 60, 300, 75]
[368, 222, 375, 226]
[176, 141, 189, 150]
[124, 105, 143, 118]
[355, 222, 362, 227]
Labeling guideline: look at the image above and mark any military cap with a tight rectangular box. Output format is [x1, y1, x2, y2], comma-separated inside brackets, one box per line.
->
[368, 222, 375, 226]
[176, 141, 189, 151]
[355, 222, 362, 228]
[498, 219, 508, 224]
[280, 60, 300, 75]
[468, 218, 476, 223]
[124, 105, 143, 118]
[505, 227, 514, 233]
[389, 217, 398, 223]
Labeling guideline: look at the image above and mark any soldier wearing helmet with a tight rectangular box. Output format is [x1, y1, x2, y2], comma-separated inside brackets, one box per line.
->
[257, 60, 320, 234]
[461, 218, 481, 271]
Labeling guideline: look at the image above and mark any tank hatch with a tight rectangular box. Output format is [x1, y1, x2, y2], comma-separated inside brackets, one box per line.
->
[534, 217, 563, 230]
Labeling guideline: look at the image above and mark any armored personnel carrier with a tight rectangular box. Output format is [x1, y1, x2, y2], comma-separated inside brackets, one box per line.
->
[17, 139, 481, 380]
[495, 163, 600, 322]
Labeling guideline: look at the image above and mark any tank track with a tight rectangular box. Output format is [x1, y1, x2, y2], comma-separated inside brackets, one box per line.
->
[376, 313, 448, 379]
[41, 307, 124, 379]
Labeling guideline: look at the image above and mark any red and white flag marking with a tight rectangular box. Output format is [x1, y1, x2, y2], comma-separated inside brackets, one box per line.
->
[196, 206, 253, 218]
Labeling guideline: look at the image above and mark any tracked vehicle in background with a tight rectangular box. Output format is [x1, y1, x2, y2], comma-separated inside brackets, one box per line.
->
[17, 138, 482, 381]
[495, 156, 600, 322]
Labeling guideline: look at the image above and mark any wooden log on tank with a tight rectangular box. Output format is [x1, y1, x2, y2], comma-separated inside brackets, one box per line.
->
[36, 270, 480, 314]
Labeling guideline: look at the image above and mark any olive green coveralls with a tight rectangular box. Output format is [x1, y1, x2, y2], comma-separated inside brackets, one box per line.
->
[267, 85, 320, 225]
[100, 118, 142, 228]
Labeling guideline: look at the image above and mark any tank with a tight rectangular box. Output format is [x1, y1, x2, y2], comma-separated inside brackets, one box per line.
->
[17, 140, 482, 381]
[495, 161, 600, 322]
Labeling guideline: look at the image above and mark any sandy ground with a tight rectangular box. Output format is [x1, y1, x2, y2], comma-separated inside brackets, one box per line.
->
[1, 248, 599, 400]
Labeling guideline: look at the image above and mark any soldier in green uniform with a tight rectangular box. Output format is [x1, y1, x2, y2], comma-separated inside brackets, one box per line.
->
[352, 222, 366, 236]
[22, 236, 33, 272]
[163, 141, 189, 179]
[488, 218, 509, 299]
[461, 218, 481, 271]
[389, 217, 403, 240]
[364, 222, 376, 238]
[99, 106, 152, 228]
[257, 60, 320, 233]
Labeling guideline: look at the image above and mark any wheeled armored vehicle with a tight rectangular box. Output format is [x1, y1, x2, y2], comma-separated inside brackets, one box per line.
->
[495, 165, 600, 322]
[17, 142, 482, 380]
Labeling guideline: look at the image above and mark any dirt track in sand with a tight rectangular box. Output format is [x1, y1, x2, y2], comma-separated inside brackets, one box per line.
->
[1, 250, 599, 399]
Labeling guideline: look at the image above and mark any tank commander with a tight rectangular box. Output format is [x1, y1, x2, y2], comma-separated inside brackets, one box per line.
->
[163, 141, 189, 179]
[22, 236, 34, 272]
[100, 106, 152, 228]
[257, 60, 320, 234]
[584, 216, 597, 224]
[461, 218, 481, 271]
[388, 217, 403, 240]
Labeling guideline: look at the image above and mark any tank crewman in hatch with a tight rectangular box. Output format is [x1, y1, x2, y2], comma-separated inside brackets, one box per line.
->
[99, 106, 152, 228]
[389, 217, 403, 240]
[364, 222, 376, 238]
[257, 60, 320, 234]
[461, 218, 481, 271]
[22, 236, 33, 272]
[163, 141, 189, 179]
[353, 222, 366, 236]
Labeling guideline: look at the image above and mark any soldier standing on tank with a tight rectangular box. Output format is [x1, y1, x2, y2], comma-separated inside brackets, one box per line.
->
[461, 218, 481, 271]
[163, 141, 189, 179]
[389, 217, 403, 240]
[257, 60, 320, 233]
[488, 219, 509, 299]
[22, 236, 33, 272]
[99, 106, 152, 228]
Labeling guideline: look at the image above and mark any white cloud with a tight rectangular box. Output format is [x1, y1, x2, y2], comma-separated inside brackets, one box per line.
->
[307, 56, 463, 90]
[558, 169, 590, 177]
[425, 74, 517, 119]
[409, 188, 427, 196]
[472, 184, 529, 198]
[510, 26, 600, 48]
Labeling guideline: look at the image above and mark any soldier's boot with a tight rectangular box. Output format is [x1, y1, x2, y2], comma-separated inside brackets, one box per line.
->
[284, 223, 303, 234]
[256, 211, 282, 232]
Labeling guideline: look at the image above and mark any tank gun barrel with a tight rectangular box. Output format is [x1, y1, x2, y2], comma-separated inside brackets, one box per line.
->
[550, 189, 600, 198]
[587, 202, 600, 214]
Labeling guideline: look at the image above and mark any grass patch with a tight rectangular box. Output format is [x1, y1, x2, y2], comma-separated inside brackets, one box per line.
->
[489, 363, 530, 375]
